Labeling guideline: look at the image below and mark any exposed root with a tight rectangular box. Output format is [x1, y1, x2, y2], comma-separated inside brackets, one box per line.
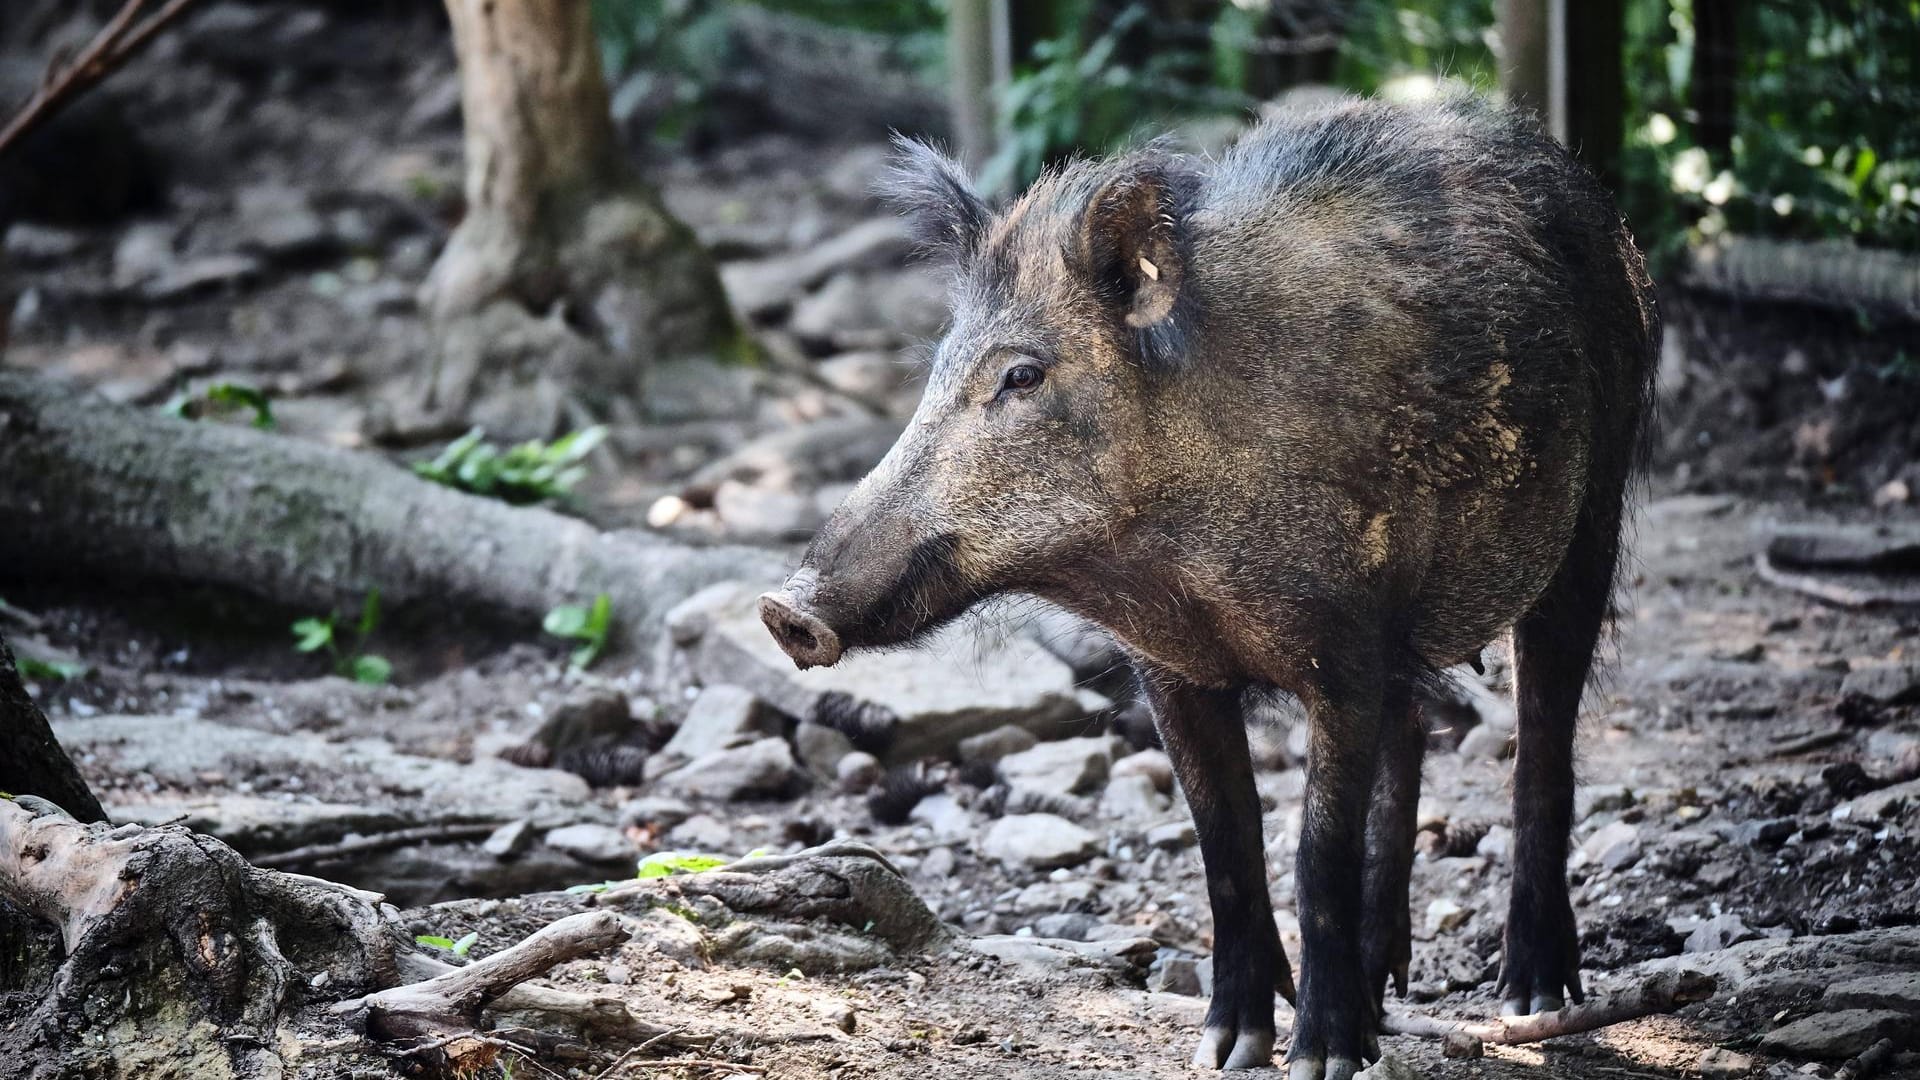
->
[1382, 969, 1716, 1046]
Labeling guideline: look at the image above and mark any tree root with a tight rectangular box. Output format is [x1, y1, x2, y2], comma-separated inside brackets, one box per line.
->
[253, 822, 503, 870]
[1382, 969, 1716, 1048]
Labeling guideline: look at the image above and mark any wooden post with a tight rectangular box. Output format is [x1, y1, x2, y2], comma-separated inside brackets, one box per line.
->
[947, 0, 998, 169]
[1690, 0, 1738, 161]
[1497, 0, 1551, 120]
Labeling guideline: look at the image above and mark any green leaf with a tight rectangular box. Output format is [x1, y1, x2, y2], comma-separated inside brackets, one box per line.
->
[292, 617, 334, 653]
[16, 657, 88, 682]
[635, 850, 729, 879]
[350, 654, 392, 685]
[451, 931, 479, 957]
[415, 935, 456, 950]
[204, 383, 276, 430]
[357, 588, 382, 638]
[543, 604, 589, 638]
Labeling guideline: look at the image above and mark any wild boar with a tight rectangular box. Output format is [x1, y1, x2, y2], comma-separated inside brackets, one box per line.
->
[758, 95, 1657, 1078]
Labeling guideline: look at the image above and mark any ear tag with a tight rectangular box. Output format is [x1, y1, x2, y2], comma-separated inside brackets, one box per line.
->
[1138, 256, 1160, 282]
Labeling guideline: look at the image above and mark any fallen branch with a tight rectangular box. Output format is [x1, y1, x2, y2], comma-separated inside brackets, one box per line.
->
[0, 0, 203, 159]
[1754, 553, 1920, 610]
[0, 372, 782, 658]
[1382, 970, 1716, 1045]
[1837, 1038, 1898, 1080]
[253, 822, 502, 869]
[1686, 237, 1920, 325]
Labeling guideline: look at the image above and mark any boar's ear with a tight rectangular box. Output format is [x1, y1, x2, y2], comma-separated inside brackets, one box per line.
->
[879, 134, 990, 259]
[1078, 157, 1192, 330]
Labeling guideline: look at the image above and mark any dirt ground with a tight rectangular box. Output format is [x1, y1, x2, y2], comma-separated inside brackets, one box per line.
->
[4, 2, 1920, 1079]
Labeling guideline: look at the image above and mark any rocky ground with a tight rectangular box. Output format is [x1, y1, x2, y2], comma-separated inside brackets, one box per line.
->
[4, 2, 1920, 1079]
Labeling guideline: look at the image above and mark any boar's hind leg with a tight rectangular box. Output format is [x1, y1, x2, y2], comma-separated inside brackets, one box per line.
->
[1500, 507, 1622, 1016]
[1287, 664, 1390, 1080]
[1142, 669, 1289, 1070]
[1360, 683, 1424, 1009]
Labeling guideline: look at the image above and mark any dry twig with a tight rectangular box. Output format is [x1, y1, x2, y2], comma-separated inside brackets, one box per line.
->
[0, 0, 203, 159]
[1382, 970, 1715, 1046]
[253, 822, 501, 869]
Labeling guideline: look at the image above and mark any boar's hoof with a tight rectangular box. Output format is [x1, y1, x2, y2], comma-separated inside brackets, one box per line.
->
[1192, 1025, 1274, 1070]
[1500, 992, 1564, 1017]
[1285, 1056, 1361, 1080]
[758, 591, 844, 669]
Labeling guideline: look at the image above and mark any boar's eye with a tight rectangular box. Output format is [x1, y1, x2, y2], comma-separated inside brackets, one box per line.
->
[1000, 363, 1045, 395]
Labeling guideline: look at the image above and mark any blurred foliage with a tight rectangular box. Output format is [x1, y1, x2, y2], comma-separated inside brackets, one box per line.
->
[593, 0, 944, 144]
[412, 426, 607, 507]
[1618, 1, 1920, 270]
[1334, 0, 1497, 92]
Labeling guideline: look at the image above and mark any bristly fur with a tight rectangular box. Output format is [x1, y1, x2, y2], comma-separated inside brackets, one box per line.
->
[877, 133, 991, 258]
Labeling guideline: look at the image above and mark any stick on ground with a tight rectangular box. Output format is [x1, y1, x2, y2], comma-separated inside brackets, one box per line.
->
[1382, 970, 1716, 1046]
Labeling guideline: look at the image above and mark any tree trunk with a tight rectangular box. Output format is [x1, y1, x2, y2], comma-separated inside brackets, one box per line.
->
[1689, 0, 1737, 162]
[1497, 0, 1550, 119]
[411, 0, 733, 441]
[0, 635, 107, 824]
[0, 371, 782, 661]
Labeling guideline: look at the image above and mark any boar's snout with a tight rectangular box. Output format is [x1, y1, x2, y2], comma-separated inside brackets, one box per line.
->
[758, 584, 844, 669]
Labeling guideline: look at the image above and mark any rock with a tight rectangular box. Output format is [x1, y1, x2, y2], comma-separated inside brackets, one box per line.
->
[1475, 824, 1512, 861]
[683, 595, 1106, 764]
[544, 823, 635, 865]
[112, 222, 177, 286]
[1832, 778, 1920, 823]
[980, 814, 1101, 870]
[793, 721, 856, 780]
[835, 750, 881, 792]
[1149, 954, 1204, 995]
[1145, 820, 1196, 850]
[483, 819, 534, 858]
[1576, 783, 1636, 820]
[667, 813, 734, 851]
[143, 253, 263, 300]
[1014, 604, 1122, 680]
[1456, 720, 1513, 761]
[1112, 749, 1174, 793]
[656, 738, 798, 800]
[661, 685, 778, 761]
[1099, 774, 1169, 821]
[1696, 1049, 1756, 1078]
[816, 349, 922, 406]
[620, 796, 694, 829]
[1425, 898, 1471, 935]
[712, 480, 823, 540]
[1356, 1052, 1421, 1080]
[1576, 820, 1642, 871]
[1695, 859, 1741, 890]
[721, 216, 913, 318]
[967, 934, 1157, 978]
[1841, 660, 1920, 705]
[523, 687, 636, 760]
[813, 999, 858, 1034]
[957, 724, 1039, 765]
[998, 737, 1113, 796]
[1033, 912, 1101, 941]
[4, 223, 87, 263]
[1442, 1031, 1483, 1059]
[1758, 1010, 1909, 1059]
[664, 581, 760, 648]
[1822, 972, 1920, 1014]
[235, 184, 332, 259]
[908, 793, 974, 839]
[1735, 817, 1797, 847]
[644, 357, 762, 423]
[605, 962, 631, 985]
[1686, 913, 1762, 954]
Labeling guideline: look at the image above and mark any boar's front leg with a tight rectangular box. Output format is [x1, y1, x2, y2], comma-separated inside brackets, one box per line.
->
[1140, 666, 1293, 1070]
[1287, 663, 1389, 1080]
[1360, 684, 1424, 1009]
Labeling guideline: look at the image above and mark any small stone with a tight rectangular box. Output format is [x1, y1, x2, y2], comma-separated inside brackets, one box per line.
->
[1425, 898, 1471, 935]
[1148, 955, 1203, 996]
[712, 480, 821, 540]
[1033, 912, 1100, 941]
[1098, 773, 1168, 821]
[1695, 859, 1741, 889]
[1456, 721, 1513, 761]
[1697, 1048, 1755, 1078]
[483, 819, 534, 858]
[813, 999, 857, 1033]
[1841, 660, 1920, 705]
[997, 736, 1113, 796]
[1832, 778, 1920, 823]
[919, 846, 956, 878]
[660, 684, 776, 761]
[4, 223, 86, 263]
[1576, 783, 1636, 820]
[793, 720, 856, 780]
[235, 184, 332, 258]
[544, 823, 634, 865]
[1145, 820, 1196, 850]
[1686, 913, 1762, 954]
[619, 795, 694, 829]
[980, 813, 1101, 870]
[1759, 1010, 1910, 1059]
[605, 963, 632, 985]
[1111, 749, 1174, 793]
[1442, 1031, 1483, 1059]
[1475, 825, 1512, 861]
[957, 724, 1038, 764]
[656, 738, 797, 801]
[1577, 820, 1642, 871]
[1356, 1051, 1422, 1080]
[909, 793, 975, 839]
[668, 813, 733, 851]
[1736, 817, 1796, 847]
[836, 750, 881, 792]
[1822, 972, 1920, 1014]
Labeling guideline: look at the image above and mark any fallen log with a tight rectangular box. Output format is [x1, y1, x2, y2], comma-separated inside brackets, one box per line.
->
[1382, 969, 1716, 1046]
[0, 371, 782, 658]
[1686, 237, 1920, 324]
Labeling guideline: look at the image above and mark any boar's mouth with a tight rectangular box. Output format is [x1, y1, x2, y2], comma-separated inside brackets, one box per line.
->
[758, 534, 979, 670]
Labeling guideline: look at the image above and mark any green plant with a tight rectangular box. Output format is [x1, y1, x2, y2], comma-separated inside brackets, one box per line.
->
[15, 656, 88, 682]
[415, 930, 479, 957]
[635, 850, 730, 878]
[165, 382, 276, 429]
[293, 589, 393, 685]
[413, 427, 607, 506]
[543, 594, 613, 670]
